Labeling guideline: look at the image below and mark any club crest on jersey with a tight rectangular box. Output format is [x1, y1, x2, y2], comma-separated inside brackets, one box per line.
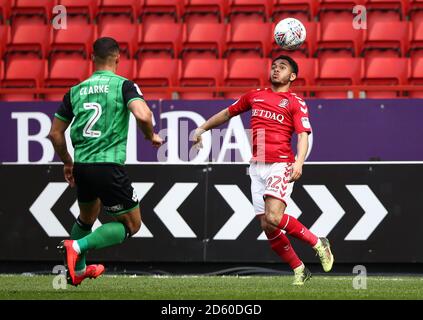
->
[278, 99, 289, 108]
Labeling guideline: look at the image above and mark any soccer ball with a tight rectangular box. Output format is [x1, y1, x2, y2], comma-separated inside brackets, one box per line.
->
[274, 18, 306, 50]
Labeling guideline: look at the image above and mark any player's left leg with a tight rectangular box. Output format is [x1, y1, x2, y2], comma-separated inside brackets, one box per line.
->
[260, 214, 303, 270]
[264, 163, 334, 272]
[278, 213, 334, 272]
[277, 213, 318, 247]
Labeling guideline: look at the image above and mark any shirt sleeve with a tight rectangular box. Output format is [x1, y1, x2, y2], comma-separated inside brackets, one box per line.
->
[228, 92, 252, 117]
[54, 91, 74, 123]
[122, 80, 144, 107]
[290, 95, 312, 134]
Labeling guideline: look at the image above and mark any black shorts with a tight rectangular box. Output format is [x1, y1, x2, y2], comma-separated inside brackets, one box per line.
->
[73, 163, 139, 216]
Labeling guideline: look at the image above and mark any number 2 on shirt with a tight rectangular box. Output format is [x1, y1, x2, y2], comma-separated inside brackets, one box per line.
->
[82, 102, 102, 138]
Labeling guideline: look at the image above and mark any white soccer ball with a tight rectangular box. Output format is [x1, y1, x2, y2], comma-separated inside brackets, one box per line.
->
[274, 18, 306, 50]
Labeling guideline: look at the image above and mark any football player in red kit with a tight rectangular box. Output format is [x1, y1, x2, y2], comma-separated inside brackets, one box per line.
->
[193, 55, 334, 285]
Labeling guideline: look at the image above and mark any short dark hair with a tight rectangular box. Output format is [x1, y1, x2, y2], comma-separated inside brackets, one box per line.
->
[93, 37, 120, 60]
[272, 55, 299, 76]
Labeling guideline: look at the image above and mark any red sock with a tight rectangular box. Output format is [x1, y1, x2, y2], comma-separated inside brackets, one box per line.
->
[266, 229, 303, 270]
[278, 214, 318, 247]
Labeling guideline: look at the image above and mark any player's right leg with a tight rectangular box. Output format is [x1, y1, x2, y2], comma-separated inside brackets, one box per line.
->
[259, 214, 311, 285]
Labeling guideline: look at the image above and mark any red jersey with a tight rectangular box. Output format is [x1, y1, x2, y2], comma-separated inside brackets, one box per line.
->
[228, 88, 312, 163]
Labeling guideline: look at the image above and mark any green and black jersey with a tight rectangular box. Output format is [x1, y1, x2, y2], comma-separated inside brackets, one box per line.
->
[54, 70, 143, 165]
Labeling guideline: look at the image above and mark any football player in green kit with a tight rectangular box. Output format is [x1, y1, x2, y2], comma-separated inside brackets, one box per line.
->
[49, 37, 163, 286]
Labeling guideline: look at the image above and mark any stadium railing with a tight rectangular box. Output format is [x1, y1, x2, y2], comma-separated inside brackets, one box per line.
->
[0, 85, 422, 99]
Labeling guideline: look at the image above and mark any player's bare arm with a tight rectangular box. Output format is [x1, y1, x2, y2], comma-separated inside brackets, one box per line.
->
[290, 132, 309, 182]
[193, 108, 231, 148]
[128, 99, 163, 147]
[48, 117, 75, 187]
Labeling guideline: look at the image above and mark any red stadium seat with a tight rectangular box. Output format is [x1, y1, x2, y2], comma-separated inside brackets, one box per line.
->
[317, 57, 362, 84]
[223, 57, 271, 98]
[6, 23, 51, 58]
[183, 0, 229, 22]
[410, 11, 423, 55]
[182, 22, 226, 58]
[98, 22, 138, 58]
[316, 20, 364, 57]
[141, 0, 185, 21]
[134, 57, 178, 99]
[271, 21, 317, 58]
[44, 57, 91, 100]
[10, 14, 47, 28]
[183, 10, 221, 25]
[59, 0, 99, 22]
[272, 12, 310, 25]
[224, 57, 270, 86]
[96, 10, 133, 25]
[116, 58, 136, 80]
[410, 0, 423, 13]
[0, 0, 11, 23]
[318, 0, 365, 12]
[135, 57, 178, 86]
[362, 21, 409, 57]
[320, 11, 356, 30]
[51, 22, 95, 58]
[362, 56, 408, 97]
[318, 0, 364, 24]
[225, 21, 272, 58]
[0, 24, 8, 58]
[46, 57, 91, 87]
[138, 22, 182, 58]
[228, 0, 273, 21]
[273, 0, 318, 21]
[179, 57, 224, 99]
[0, 58, 3, 79]
[1, 57, 46, 101]
[315, 57, 362, 98]
[365, 0, 408, 20]
[292, 57, 317, 86]
[98, 0, 141, 21]
[12, 0, 56, 22]
[409, 55, 423, 83]
[139, 9, 177, 25]
[408, 55, 423, 97]
[367, 10, 401, 24]
[290, 57, 317, 97]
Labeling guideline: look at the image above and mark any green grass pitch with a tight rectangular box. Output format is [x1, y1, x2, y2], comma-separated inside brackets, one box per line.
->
[0, 274, 422, 300]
